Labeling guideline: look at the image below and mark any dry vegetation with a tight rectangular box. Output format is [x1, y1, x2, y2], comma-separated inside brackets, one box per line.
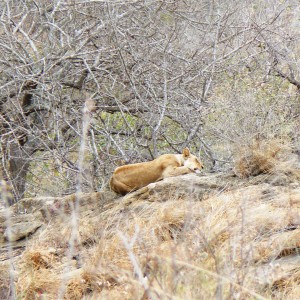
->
[1, 0, 300, 199]
[13, 197, 300, 299]
[1, 1, 300, 299]
[1, 142, 300, 299]
[234, 138, 300, 178]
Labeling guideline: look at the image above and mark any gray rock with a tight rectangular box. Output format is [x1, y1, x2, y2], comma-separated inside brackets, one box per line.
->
[121, 173, 237, 205]
[4, 220, 42, 242]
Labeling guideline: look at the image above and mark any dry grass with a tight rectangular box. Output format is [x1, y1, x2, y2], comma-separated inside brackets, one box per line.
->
[234, 138, 300, 178]
[4, 167, 300, 299]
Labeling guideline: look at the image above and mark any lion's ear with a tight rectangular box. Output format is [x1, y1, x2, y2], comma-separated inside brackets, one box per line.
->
[182, 148, 190, 158]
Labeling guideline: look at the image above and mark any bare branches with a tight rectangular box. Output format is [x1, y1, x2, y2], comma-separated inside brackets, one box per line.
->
[273, 65, 300, 90]
[0, 0, 299, 199]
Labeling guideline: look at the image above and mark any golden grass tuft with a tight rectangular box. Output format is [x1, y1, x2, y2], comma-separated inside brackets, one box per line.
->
[152, 201, 187, 241]
[22, 250, 55, 270]
[65, 269, 118, 300]
[15, 249, 60, 299]
[11, 177, 300, 299]
[16, 269, 60, 300]
[233, 138, 299, 178]
[283, 280, 300, 300]
[271, 268, 300, 297]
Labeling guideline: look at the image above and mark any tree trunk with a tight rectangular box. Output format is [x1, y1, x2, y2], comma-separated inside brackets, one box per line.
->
[7, 143, 29, 202]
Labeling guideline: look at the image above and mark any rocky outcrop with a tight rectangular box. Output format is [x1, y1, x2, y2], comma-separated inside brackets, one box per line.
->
[0, 191, 116, 249]
[1, 171, 300, 299]
[4, 215, 42, 242]
[1, 171, 299, 248]
[121, 171, 300, 204]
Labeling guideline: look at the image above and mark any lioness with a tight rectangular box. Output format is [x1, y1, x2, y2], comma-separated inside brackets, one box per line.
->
[110, 148, 204, 195]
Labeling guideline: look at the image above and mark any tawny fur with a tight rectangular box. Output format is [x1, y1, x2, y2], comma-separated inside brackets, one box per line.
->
[110, 148, 204, 195]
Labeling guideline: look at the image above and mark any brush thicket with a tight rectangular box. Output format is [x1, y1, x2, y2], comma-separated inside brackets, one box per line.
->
[234, 138, 300, 178]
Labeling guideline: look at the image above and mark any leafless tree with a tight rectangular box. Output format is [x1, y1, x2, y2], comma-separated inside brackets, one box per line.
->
[0, 0, 299, 201]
